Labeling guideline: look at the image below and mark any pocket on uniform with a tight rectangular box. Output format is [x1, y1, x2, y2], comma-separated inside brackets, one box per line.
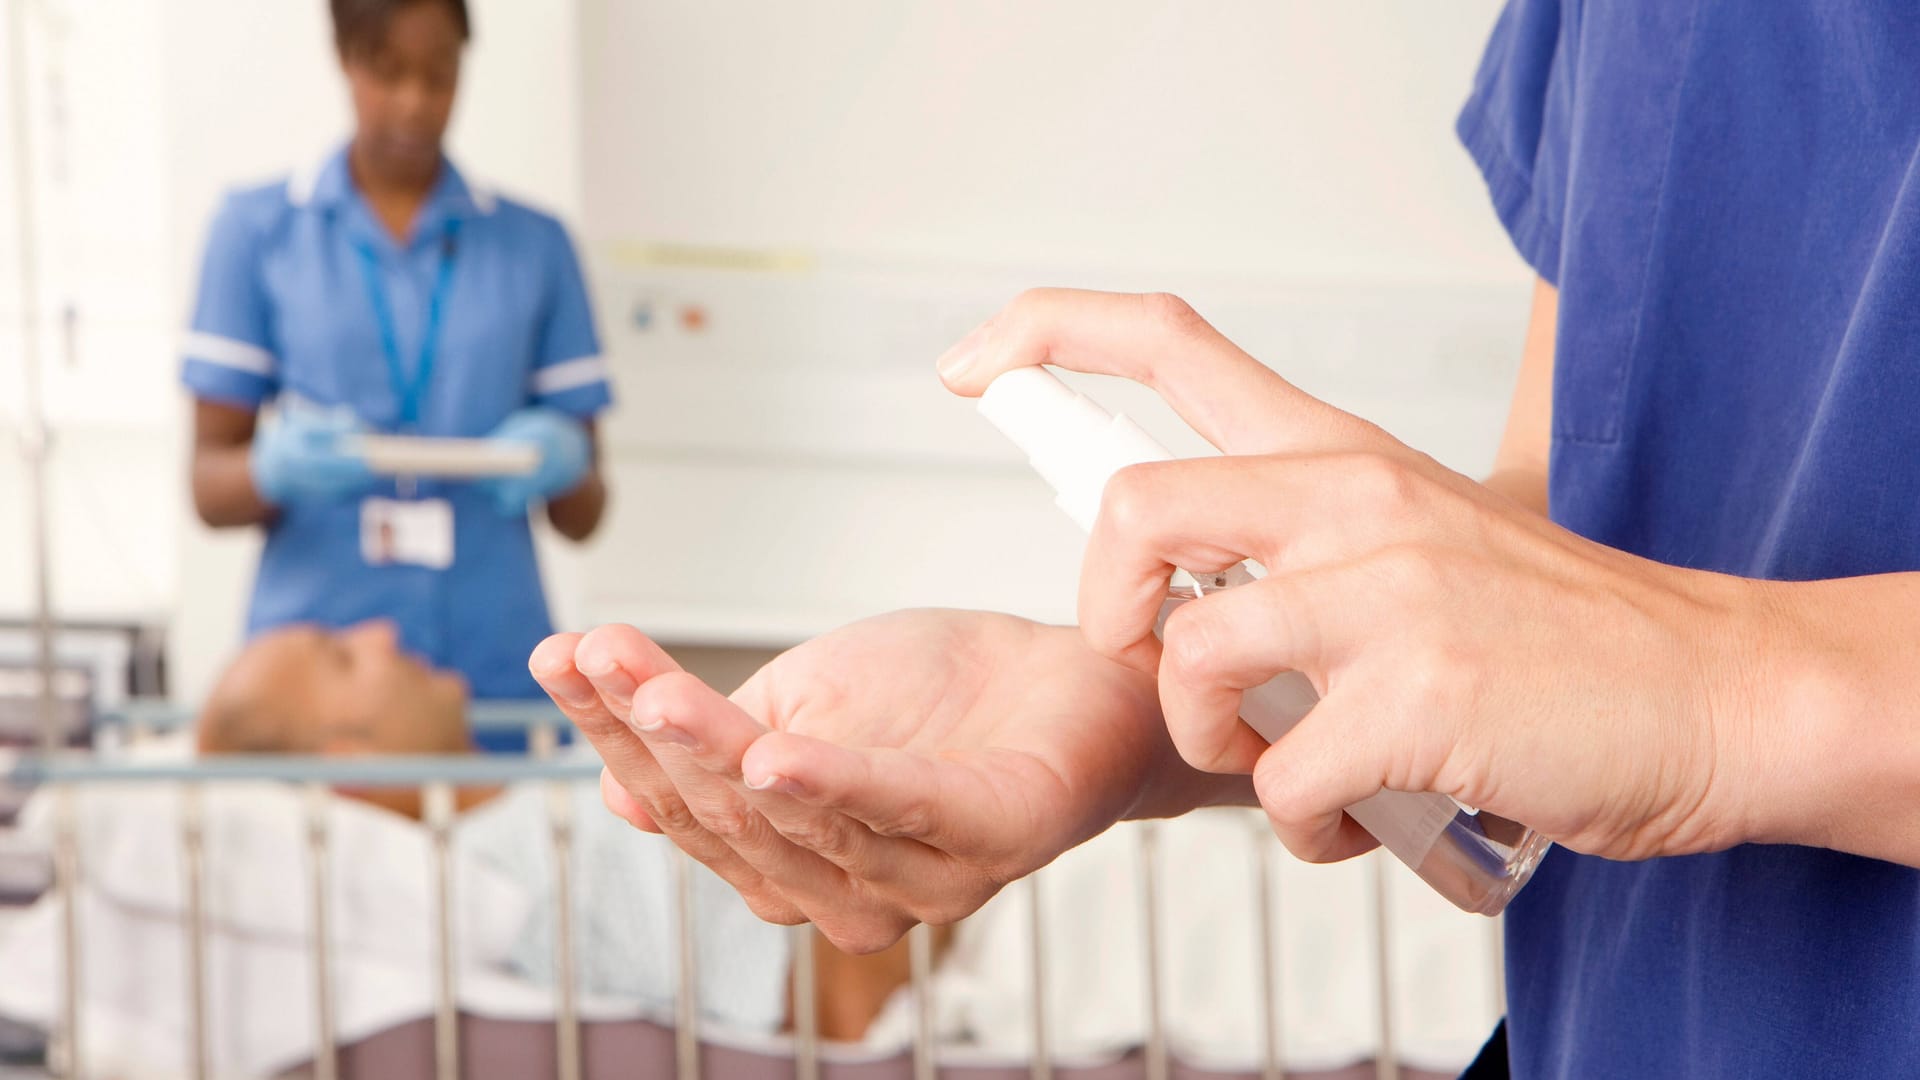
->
[1548, 299, 1636, 447]
[1542, 1, 1702, 446]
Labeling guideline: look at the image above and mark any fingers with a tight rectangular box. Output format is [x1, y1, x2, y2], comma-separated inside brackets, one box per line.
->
[1269, 804, 1382, 864]
[936, 288, 1381, 456]
[1073, 455, 1260, 672]
[635, 672, 980, 942]
[544, 626, 915, 933]
[538, 626, 984, 940]
[1078, 454, 1410, 671]
[1155, 572, 1348, 772]
[599, 766, 658, 833]
[529, 630, 665, 769]
[1252, 691, 1395, 863]
[626, 670, 872, 897]
[533, 627, 803, 923]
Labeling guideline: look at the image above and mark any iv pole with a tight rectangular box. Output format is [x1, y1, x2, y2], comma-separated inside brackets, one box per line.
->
[10, 12, 88, 1076]
[8, 0, 60, 756]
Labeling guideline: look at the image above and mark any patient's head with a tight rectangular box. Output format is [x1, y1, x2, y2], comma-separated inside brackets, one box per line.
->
[198, 620, 470, 758]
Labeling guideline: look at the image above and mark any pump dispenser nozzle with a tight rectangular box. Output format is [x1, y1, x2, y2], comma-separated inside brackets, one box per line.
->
[979, 368, 1175, 532]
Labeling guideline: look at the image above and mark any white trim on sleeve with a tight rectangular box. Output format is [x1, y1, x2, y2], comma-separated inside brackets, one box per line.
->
[531, 355, 608, 396]
[181, 331, 277, 377]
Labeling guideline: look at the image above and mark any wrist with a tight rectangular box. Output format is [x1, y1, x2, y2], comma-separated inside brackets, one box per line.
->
[1704, 576, 1850, 852]
[1732, 576, 1920, 860]
[1126, 720, 1254, 819]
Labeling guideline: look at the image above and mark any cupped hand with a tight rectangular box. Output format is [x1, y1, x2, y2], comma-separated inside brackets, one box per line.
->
[937, 288, 1775, 867]
[531, 610, 1233, 952]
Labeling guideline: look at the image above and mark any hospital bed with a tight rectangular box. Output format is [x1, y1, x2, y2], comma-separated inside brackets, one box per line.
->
[0, 703, 1494, 1080]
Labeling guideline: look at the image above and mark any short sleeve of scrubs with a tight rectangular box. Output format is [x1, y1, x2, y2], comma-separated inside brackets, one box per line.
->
[1454, 0, 1574, 284]
[181, 191, 281, 408]
[528, 219, 613, 418]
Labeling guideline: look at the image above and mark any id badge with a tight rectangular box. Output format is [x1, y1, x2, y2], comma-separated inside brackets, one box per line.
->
[360, 497, 454, 570]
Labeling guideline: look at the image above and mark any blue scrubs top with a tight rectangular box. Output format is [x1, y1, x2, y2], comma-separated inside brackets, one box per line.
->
[181, 146, 613, 701]
[1459, 3, 1920, 1077]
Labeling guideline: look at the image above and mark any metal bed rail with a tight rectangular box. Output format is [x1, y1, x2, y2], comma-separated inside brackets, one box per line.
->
[2, 724, 1501, 1080]
[96, 698, 569, 741]
[5, 738, 596, 1080]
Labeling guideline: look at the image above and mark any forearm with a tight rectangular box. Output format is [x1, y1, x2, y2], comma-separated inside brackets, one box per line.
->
[544, 468, 607, 541]
[191, 442, 277, 527]
[1737, 573, 1920, 867]
[1480, 276, 1558, 519]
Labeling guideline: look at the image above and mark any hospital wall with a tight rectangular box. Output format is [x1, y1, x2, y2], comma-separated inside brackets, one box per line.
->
[570, 1, 1531, 644]
[0, 1, 1528, 704]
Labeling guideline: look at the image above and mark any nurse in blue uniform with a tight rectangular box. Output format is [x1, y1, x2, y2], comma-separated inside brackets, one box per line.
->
[182, 0, 612, 733]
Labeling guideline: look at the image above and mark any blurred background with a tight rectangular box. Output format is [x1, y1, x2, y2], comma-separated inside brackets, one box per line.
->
[0, 0, 1543, 1068]
[0, 0, 1527, 705]
[0, 4, 1535, 1076]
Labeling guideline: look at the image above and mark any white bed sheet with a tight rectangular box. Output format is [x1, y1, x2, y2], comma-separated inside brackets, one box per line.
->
[0, 739, 790, 1079]
[866, 809, 1503, 1074]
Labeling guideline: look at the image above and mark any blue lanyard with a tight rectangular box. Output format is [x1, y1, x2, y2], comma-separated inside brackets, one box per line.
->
[351, 220, 460, 430]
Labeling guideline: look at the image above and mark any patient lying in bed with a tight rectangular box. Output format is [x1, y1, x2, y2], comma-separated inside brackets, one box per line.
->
[196, 620, 920, 1041]
[194, 619, 495, 817]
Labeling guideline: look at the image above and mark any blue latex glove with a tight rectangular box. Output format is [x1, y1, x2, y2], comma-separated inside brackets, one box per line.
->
[248, 406, 375, 507]
[478, 407, 592, 516]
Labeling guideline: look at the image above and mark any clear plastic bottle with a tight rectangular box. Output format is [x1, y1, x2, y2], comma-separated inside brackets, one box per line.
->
[979, 367, 1551, 915]
[1163, 565, 1549, 914]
